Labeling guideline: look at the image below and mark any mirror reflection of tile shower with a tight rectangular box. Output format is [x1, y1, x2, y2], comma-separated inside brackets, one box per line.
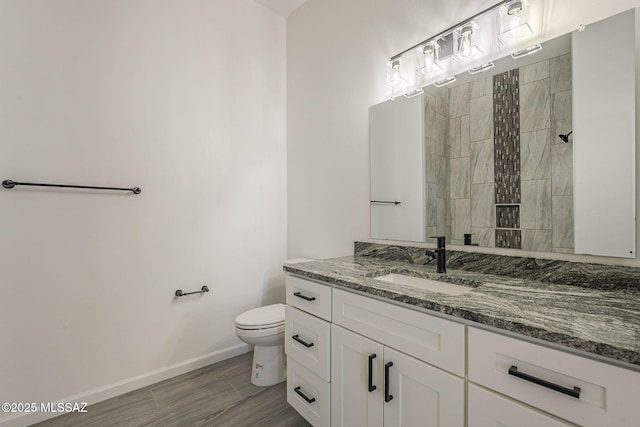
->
[425, 50, 573, 252]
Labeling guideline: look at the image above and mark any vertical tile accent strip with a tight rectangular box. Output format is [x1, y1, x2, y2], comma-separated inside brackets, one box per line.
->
[496, 205, 520, 228]
[495, 229, 522, 249]
[493, 69, 521, 204]
[494, 69, 522, 249]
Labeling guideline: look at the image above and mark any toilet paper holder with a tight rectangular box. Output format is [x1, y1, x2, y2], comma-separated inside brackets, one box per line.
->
[175, 285, 210, 297]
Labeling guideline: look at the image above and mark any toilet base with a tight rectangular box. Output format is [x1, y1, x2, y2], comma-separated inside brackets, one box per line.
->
[251, 343, 286, 386]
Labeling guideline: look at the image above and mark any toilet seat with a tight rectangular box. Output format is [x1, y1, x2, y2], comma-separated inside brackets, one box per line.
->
[236, 321, 284, 331]
[235, 303, 285, 330]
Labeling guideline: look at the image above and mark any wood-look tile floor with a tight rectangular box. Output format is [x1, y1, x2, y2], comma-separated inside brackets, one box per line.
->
[31, 352, 311, 427]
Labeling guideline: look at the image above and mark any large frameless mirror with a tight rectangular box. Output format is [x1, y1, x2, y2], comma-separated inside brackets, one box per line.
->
[369, 9, 636, 258]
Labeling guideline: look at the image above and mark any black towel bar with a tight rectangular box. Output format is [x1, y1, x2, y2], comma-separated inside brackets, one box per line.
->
[175, 286, 210, 297]
[2, 179, 141, 194]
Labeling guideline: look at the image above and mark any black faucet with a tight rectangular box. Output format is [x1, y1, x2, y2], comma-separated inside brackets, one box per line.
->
[425, 236, 446, 273]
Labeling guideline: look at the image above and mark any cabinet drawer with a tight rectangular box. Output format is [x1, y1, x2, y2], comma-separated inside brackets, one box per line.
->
[468, 327, 640, 427]
[285, 306, 331, 381]
[468, 384, 574, 426]
[286, 275, 332, 321]
[287, 358, 330, 427]
[332, 288, 465, 376]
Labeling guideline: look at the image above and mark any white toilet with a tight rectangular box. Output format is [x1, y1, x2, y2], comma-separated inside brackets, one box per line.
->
[235, 303, 286, 386]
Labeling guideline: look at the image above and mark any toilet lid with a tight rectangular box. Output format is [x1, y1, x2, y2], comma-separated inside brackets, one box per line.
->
[235, 303, 285, 329]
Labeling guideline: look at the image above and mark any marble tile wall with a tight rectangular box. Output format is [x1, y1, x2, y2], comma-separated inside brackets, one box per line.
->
[519, 59, 553, 252]
[425, 85, 450, 239]
[423, 53, 572, 253]
[448, 83, 471, 245]
[550, 53, 574, 253]
[469, 75, 495, 247]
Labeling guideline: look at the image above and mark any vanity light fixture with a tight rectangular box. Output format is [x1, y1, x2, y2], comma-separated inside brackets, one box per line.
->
[433, 76, 457, 88]
[468, 62, 495, 75]
[385, 0, 543, 97]
[511, 43, 542, 59]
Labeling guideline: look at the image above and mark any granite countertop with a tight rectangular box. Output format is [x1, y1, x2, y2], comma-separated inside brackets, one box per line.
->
[283, 254, 640, 370]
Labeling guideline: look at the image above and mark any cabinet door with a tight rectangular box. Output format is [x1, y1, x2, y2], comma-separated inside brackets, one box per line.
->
[383, 347, 464, 427]
[331, 324, 384, 427]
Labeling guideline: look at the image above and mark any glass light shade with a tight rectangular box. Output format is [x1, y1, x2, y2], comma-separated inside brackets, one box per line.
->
[498, 0, 533, 44]
[416, 42, 444, 77]
[453, 22, 481, 61]
[385, 58, 409, 89]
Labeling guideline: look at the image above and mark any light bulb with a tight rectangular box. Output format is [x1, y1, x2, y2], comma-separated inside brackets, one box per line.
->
[390, 59, 400, 84]
[458, 24, 473, 57]
[423, 45, 435, 72]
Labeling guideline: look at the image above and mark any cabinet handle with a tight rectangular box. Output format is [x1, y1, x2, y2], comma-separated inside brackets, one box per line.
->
[508, 365, 581, 399]
[384, 361, 394, 402]
[293, 291, 316, 301]
[368, 353, 377, 392]
[294, 386, 316, 404]
[292, 334, 314, 348]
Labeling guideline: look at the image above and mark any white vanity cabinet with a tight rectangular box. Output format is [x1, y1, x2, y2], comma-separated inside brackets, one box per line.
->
[331, 288, 465, 427]
[285, 274, 640, 427]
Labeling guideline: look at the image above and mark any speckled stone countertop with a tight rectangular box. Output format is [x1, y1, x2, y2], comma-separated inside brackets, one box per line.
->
[283, 244, 640, 370]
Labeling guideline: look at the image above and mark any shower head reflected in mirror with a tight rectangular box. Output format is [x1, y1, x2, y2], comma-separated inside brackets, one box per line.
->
[558, 130, 573, 143]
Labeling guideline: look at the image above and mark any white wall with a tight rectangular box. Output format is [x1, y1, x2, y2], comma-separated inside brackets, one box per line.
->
[0, 1, 286, 425]
[287, 0, 640, 266]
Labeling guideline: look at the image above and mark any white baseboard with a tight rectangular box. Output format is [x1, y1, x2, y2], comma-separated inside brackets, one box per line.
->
[0, 344, 250, 427]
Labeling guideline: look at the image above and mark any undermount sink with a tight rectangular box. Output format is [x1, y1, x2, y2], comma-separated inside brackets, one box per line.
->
[374, 273, 474, 296]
